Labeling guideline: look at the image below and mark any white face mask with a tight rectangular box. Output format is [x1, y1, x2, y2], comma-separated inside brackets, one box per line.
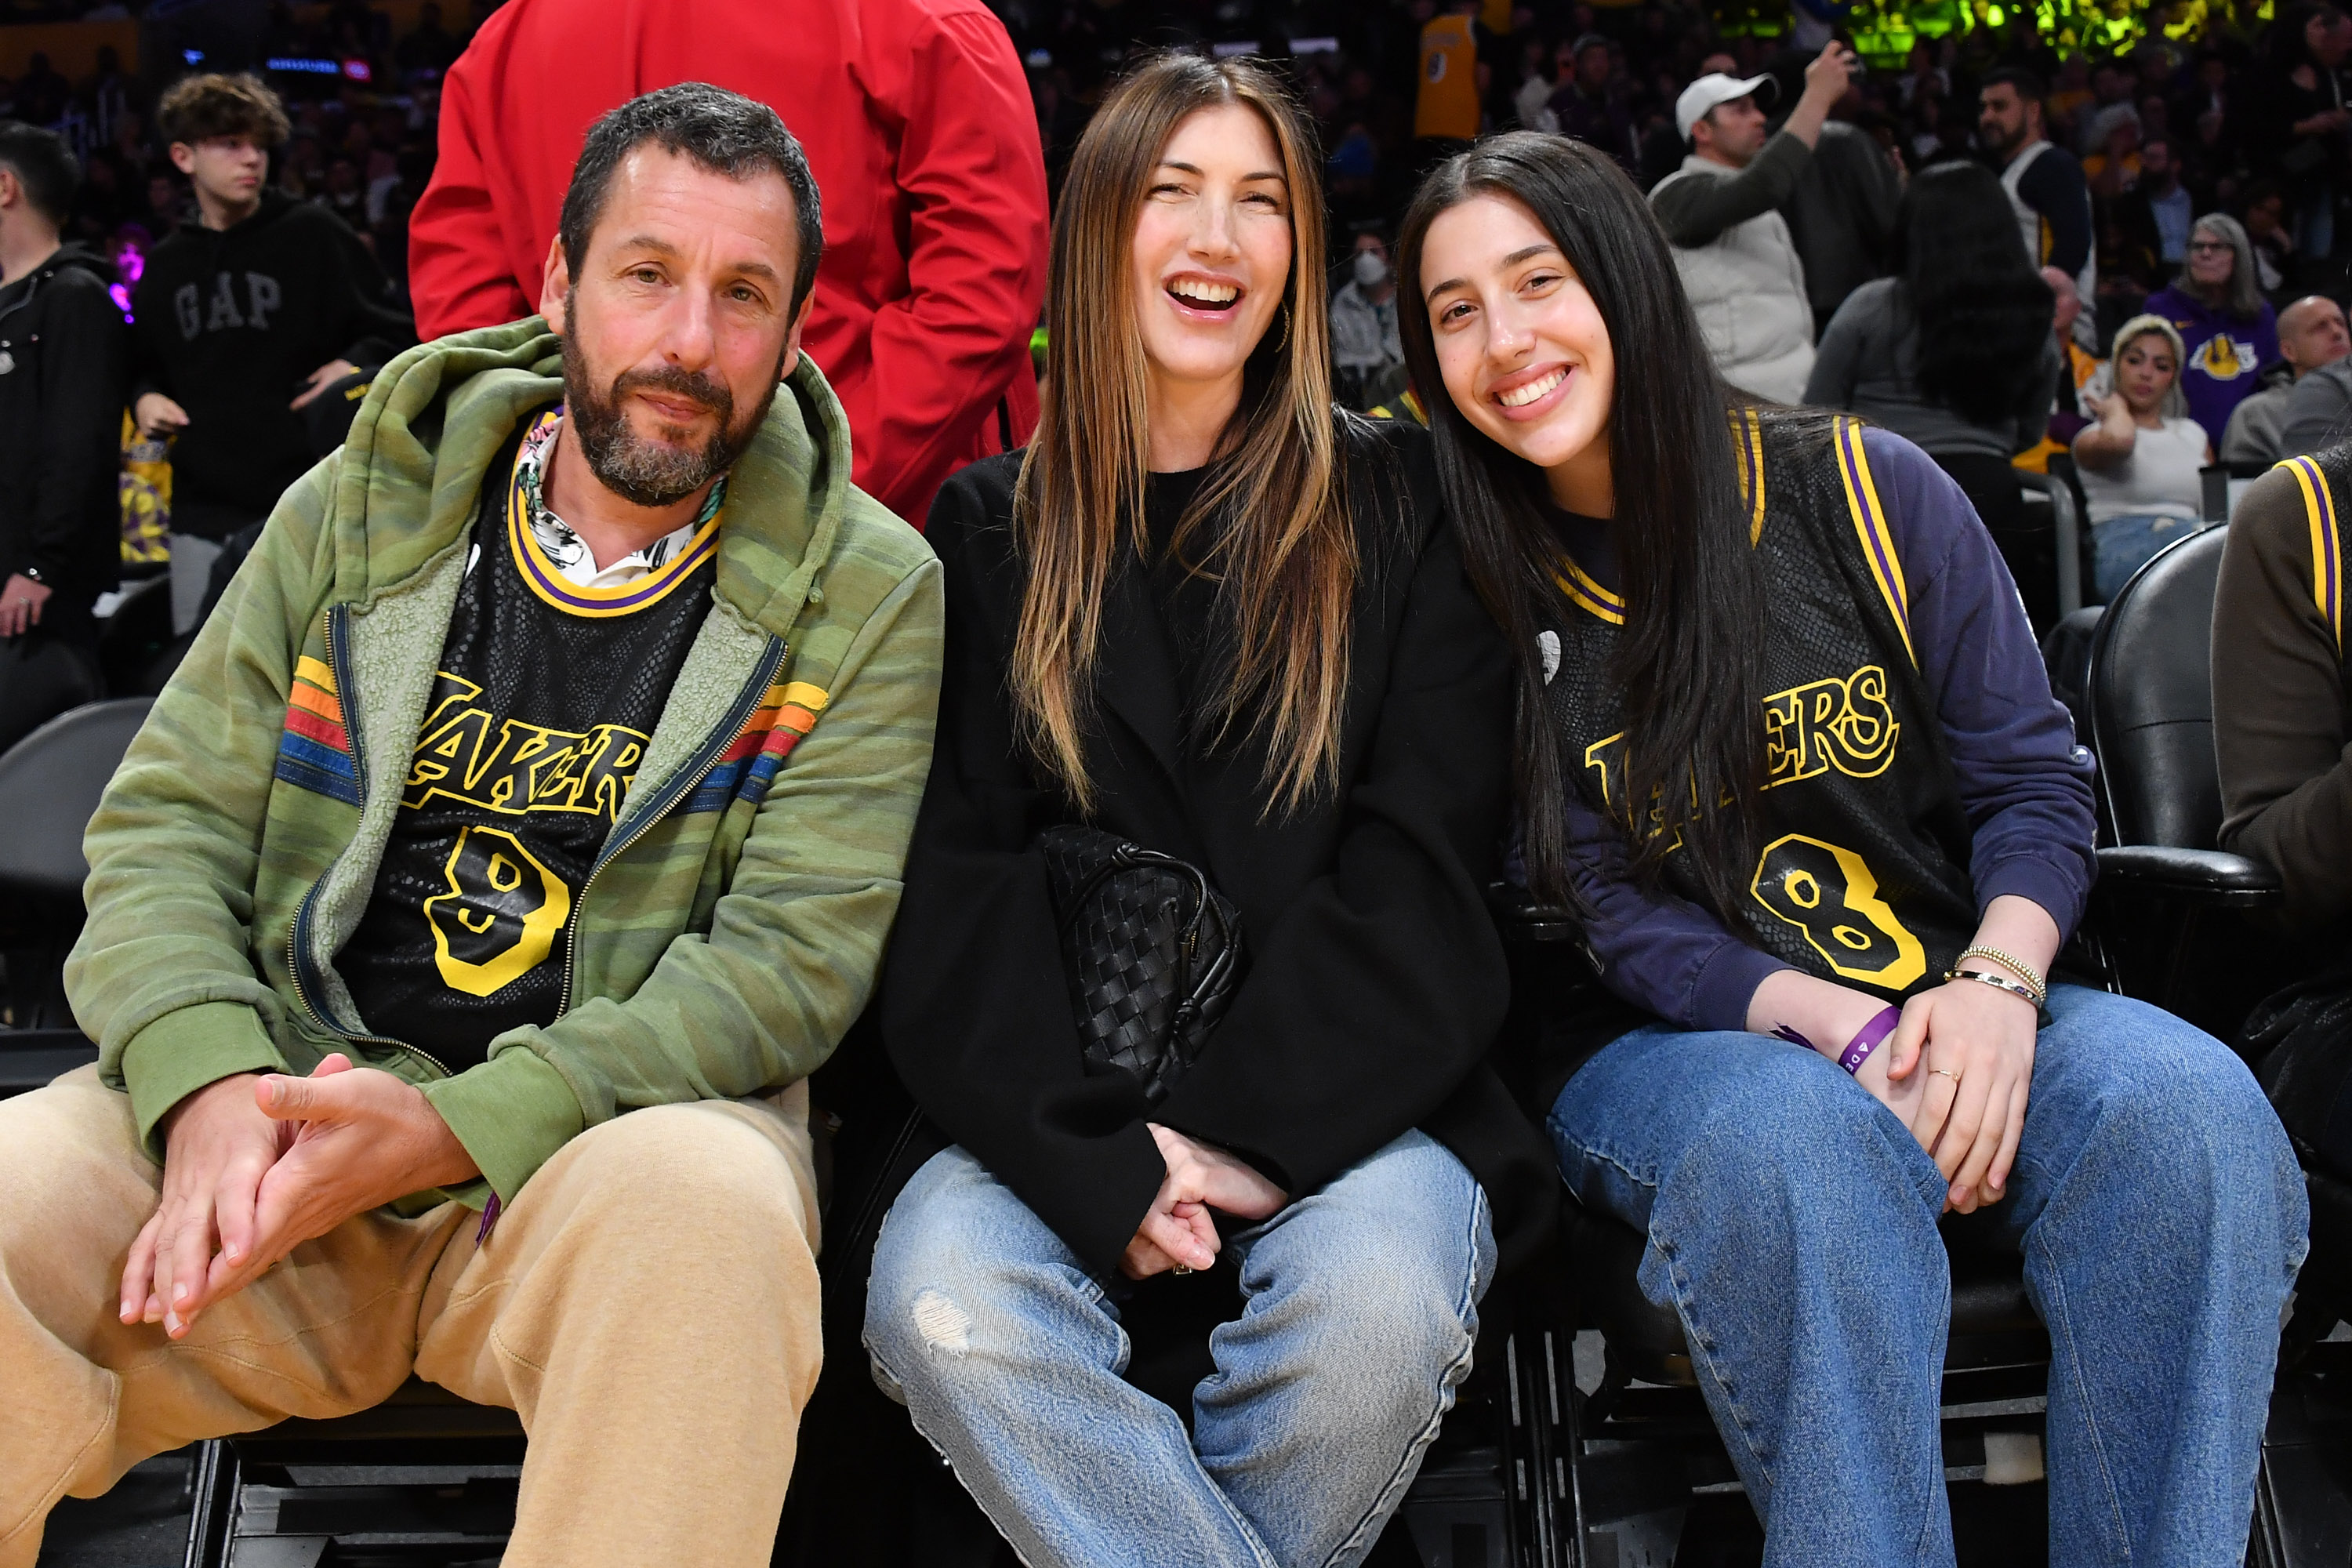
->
[1353, 249, 1392, 288]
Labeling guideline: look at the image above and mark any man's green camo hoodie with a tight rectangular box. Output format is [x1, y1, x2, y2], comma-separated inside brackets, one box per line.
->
[65, 317, 942, 1209]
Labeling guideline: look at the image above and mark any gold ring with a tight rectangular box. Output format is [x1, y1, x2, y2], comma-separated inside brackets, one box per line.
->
[1929, 1067, 1962, 1084]
[1171, 1265, 1193, 1276]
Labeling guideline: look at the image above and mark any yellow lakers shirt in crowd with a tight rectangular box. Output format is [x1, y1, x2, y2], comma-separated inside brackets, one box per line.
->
[338, 406, 720, 1069]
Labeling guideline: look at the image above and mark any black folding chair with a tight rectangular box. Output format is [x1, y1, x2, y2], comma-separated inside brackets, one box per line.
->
[0, 697, 150, 1029]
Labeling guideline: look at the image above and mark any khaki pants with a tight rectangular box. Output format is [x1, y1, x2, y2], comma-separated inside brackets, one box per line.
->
[0, 1065, 823, 1568]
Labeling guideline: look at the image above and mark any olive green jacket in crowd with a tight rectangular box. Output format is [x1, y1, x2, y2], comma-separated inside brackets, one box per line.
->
[64, 317, 944, 1209]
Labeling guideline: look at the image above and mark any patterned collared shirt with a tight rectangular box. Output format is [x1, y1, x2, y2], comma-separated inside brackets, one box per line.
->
[513, 408, 728, 589]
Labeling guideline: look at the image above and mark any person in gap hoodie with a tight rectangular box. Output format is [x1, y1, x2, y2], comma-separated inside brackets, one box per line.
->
[406, 0, 1047, 528]
[131, 74, 412, 631]
[0, 122, 125, 752]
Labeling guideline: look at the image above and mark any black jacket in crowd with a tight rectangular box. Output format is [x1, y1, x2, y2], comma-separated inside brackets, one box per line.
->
[0, 242, 125, 606]
[129, 192, 412, 539]
[880, 419, 1558, 1278]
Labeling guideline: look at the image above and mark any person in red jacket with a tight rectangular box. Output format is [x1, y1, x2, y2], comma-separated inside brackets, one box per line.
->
[408, 0, 1047, 526]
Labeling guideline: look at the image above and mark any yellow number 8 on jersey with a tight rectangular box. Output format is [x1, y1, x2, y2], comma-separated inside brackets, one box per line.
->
[424, 826, 572, 998]
[1748, 833, 1926, 989]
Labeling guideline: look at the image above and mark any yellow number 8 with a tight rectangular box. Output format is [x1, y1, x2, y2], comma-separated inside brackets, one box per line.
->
[423, 826, 572, 998]
[1748, 833, 1926, 989]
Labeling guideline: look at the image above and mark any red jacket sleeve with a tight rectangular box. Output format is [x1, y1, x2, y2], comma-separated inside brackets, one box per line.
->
[409, 26, 537, 339]
[861, 9, 1048, 523]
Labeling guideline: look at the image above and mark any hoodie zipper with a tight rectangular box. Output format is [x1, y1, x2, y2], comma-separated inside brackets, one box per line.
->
[281, 603, 453, 1079]
[553, 637, 787, 1021]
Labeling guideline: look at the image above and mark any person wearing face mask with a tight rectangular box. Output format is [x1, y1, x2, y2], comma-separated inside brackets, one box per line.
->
[866, 53, 1550, 1568]
[1330, 227, 1405, 411]
[1396, 132, 2299, 1568]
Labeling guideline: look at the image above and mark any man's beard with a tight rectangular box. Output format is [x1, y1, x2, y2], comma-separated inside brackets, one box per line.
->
[560, 331, 779, 508]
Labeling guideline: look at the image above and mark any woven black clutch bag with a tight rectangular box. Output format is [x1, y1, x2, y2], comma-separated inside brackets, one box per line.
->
[1038, 824, 1245, 1104]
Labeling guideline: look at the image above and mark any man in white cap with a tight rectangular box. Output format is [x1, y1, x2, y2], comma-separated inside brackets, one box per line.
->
[1648, 42, 1855, 403]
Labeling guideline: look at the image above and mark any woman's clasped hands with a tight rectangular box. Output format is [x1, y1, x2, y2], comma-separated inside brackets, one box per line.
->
[1120, 1122, 1289, 1279]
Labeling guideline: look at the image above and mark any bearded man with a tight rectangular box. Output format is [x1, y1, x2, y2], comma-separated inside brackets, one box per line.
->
[0, 83, 940, 1568]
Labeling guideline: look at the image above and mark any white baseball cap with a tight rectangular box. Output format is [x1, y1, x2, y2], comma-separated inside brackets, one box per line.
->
[1675, 72, 1777, 142]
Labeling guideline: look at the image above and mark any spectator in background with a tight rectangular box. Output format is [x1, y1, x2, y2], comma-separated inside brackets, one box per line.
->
[1551, 34, 1635, 172]
[2074, 314, 2211, 600]
[1780, 103, 1902, 337]
[1806, 162, 2063, 630]
[2016, 263, 2107, 475]
[409, 0, 1048, 531]
[1650, 42, 1855, 404]
[1511, 36, 1556, 132]
[2222, 294, 2351, 465]
[132, 74, 412, 637]
[395, 2, 461, 79]
[0, 122, 124, 753]
[1414, 0, 1486, 145]
[2266, 4, 2350, 264]
[13, 55, 67, 129]
[2082, 103, 2143, 198]
[1981, 68, 2096, 343]
[2115, 133, 2194, 272]
[1330, 228, 1404, 412]
[2246, 183, 2296, 296]
[2147, 212, 2278, 448]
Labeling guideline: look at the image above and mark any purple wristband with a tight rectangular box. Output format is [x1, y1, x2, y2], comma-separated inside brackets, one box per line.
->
[1838, 1006, 1903, 1075]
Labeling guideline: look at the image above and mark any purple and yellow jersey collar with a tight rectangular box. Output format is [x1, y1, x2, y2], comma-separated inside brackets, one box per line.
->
[506, 406, 725, 619]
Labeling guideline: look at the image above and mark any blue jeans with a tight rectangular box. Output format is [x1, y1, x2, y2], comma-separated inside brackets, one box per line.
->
[1548, 985, 2306, 1568]
[2092, 513, 2201, 602]
[862, 1132, 1496, 1568]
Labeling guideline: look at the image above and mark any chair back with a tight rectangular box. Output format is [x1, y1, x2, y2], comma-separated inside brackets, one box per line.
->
[2087, 527, 2227, 848]
[0, 698, 152, 902]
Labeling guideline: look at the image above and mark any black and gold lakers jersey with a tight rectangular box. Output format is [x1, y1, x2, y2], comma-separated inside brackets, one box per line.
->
[1542, 415, 1981, 1005]
[339, 408, 720, 1068]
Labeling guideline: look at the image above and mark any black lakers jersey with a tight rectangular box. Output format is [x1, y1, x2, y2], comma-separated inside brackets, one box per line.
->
[1542, 415, 1982, 1005]
[339, 407, 720, 1068]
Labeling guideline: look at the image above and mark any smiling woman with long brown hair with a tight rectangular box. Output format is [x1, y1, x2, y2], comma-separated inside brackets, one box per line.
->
[864, 52, 1551, 1568]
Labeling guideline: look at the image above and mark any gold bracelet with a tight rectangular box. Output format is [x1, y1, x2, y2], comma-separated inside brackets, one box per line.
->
[1956, 945, 2046, 1005]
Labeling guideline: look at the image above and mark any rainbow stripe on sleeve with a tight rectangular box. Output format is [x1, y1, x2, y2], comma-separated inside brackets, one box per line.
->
[684, 680, 831, 814]
[274, 652, 365, 806]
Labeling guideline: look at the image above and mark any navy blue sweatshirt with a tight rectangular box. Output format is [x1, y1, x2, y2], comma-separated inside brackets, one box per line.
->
[1553, 427, 2096, 1031]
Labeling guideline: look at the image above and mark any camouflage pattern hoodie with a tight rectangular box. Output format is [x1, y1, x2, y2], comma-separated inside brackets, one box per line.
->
[66, 317, 943, 1210]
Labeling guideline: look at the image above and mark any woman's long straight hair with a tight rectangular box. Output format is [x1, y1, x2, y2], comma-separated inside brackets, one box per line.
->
[1012, 51, 1353, 815]
[1394, 133, 1777, 918]
[1896, 162, 2056, 427]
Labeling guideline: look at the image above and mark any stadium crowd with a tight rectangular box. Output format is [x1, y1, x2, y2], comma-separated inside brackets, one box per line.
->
[5, 2, 2352, 1566]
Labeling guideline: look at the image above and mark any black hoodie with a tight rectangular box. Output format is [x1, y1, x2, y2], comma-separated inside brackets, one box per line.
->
[0, 242, 126, 604]
[130, 193, 414, 538]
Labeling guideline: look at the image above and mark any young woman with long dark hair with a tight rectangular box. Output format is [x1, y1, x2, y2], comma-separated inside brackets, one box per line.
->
[1804, 161, 2061, 628]
[1396, 132, 2303, 1567]
[864, 56, 1550, 1568]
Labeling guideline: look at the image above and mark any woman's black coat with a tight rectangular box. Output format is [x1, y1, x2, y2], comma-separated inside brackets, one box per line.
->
[879, 420, 1558, 1277]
